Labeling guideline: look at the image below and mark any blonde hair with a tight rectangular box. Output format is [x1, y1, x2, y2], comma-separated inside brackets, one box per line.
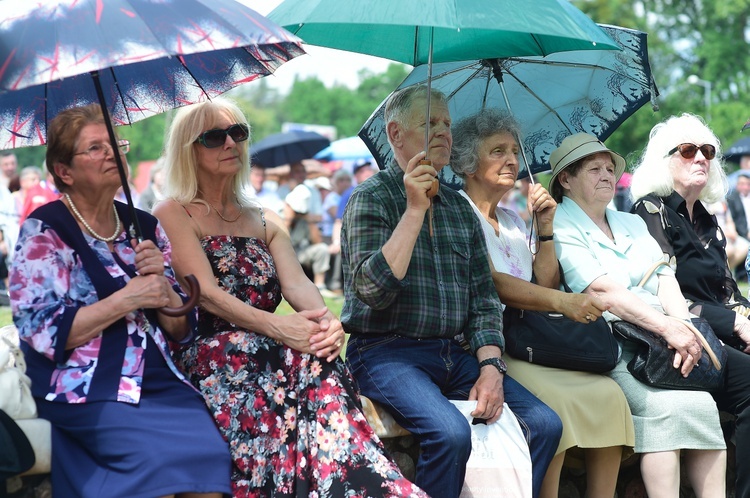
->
[630, 113, 728, 204]
[162, 98, 254, 207]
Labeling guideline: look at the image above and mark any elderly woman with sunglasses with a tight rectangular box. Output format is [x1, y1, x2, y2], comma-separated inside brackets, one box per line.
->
[153, 98, 428, 498]
[630, 113, 750, 497]
[9, 104, 233, 498]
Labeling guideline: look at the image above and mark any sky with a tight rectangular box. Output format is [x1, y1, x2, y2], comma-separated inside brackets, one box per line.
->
[239, 0, 400, 92]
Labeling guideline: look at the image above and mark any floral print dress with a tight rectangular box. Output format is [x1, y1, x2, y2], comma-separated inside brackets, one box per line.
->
[173, 234, 427, 498]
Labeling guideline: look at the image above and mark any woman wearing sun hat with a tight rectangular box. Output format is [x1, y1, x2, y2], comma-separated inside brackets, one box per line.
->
[550, 132, 726, 497]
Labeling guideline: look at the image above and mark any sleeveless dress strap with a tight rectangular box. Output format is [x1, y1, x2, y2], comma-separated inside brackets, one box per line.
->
[259, 206, 267, 242]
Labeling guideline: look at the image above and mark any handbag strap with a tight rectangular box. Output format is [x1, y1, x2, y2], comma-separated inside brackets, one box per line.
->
[637, 260, 670, 288]
[638, 261, 722, 370]
[666, 316, 722, 370]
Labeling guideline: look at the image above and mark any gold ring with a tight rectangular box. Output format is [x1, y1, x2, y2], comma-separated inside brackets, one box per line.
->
[335, 341, 342, 348]
[585, 315, 593, 321]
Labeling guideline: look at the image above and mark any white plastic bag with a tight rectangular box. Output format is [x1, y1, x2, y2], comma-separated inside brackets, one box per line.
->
[450, 400, 532, 498]
[0, 332, 38, 420]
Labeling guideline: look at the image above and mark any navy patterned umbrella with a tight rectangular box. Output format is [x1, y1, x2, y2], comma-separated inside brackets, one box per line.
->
[0, 0, 304, 314]
[359, 24, 659, 188]
[251, 131, 330, 168]
[0, 0, 303, 149]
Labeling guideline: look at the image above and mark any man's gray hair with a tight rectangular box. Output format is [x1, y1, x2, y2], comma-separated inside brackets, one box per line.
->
[384, 85, 448, 129]
[450, 109, 521, 178]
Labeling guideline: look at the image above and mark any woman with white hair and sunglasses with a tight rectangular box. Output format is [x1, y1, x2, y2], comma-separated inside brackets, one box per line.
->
[153, 98, 428, 498]
[630, 113, 750, 497]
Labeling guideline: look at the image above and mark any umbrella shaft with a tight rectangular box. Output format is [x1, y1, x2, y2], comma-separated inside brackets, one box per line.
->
[423, 28, 434, 159]
[91, 71, 143, 241]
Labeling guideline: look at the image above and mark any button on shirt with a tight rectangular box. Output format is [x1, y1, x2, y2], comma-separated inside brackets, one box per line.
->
[340, 161, 504, 354]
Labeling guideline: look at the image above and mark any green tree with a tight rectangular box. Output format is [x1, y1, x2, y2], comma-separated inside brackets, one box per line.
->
[574, 0, 750, 170]
[275, 63, 408, 140]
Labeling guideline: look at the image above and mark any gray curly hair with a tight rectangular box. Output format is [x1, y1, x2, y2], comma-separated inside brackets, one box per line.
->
[450, 108, 521, 178]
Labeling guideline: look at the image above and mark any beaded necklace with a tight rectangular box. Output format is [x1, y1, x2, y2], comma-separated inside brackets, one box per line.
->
[64, 193, 121, 242]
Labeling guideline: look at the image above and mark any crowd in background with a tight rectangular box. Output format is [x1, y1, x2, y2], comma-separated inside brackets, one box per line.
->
[4, 144, 750, 298]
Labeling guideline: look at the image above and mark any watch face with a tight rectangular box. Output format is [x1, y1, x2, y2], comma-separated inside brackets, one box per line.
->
[481, 357, 507, 374]
[500, 359, 508, 372]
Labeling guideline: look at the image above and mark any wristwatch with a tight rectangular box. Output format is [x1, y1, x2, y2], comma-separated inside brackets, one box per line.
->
[479, 357, 508, 375]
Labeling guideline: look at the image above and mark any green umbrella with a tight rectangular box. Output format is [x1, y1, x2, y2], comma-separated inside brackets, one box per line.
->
[270, 0, 617, 236]
[269, 0, 617, 157]
[268, 0, 619, 65]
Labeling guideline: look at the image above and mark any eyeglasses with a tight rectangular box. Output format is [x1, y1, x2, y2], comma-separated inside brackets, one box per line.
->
[73, 139, 130, 160]
[665, 143, 716, 160]
[194, 124, 249, 148]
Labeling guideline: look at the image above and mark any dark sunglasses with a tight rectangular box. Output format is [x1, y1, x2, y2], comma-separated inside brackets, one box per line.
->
[195, 124, 249, 148]
[665, 143, 716, 160]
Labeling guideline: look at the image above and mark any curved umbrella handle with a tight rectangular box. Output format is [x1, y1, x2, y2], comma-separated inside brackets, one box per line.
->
[160, 274, 201, 317]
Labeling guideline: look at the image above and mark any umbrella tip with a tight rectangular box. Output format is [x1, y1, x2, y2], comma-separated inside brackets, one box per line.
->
[743, 119, 750, 132]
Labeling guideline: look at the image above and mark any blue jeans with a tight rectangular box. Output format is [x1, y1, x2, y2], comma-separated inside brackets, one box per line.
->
[346, 335, 562, 498]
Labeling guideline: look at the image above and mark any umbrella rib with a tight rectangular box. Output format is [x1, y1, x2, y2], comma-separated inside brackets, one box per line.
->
[504, 58, 646, 86]
[502, 68, 570, 131]
[108, 66, 132, 126]
[445, 67, 486, 101]
[178, 54, 211, 100]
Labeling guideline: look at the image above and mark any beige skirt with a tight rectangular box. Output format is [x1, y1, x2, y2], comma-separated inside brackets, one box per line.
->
[505, 355, 635, 459]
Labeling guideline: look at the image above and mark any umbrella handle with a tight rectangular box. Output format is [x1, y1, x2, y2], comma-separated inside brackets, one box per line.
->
[420, 160, 440, 198]
[160, 274, 201, 317]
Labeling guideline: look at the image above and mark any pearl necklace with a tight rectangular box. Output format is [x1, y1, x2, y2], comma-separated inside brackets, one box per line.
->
[64, 193, 121, 242]
[205, 197, 243, 223]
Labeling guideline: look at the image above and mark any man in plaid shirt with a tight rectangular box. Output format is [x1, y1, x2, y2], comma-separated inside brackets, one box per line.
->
[341, 86, 561, 498]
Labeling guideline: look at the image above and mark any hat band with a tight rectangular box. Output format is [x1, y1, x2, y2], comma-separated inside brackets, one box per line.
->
[555, 139, 603, 170]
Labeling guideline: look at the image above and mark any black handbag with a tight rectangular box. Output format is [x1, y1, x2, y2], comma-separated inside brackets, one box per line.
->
[503, 307, 620, 373]
[612, 316, 726, 391]
[611, 259, 727, 391]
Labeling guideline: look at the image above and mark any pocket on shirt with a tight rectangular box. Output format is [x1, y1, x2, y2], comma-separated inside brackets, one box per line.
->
[450, 241, 471, 288]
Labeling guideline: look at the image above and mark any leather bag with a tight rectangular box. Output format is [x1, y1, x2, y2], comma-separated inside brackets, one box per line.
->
[503, 307, 620, 373]
[612, 316, 726, 391]
[611, 260, 727, 391]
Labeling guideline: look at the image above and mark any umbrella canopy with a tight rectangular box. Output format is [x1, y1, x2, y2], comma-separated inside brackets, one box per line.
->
[251, 131, 330, 168]
[725, 137, 750, 163]
[314, 136, 373, 161]
[269, 0, 619, 63]
[359, 24, 658, 187]
[0, 0, 304, 149]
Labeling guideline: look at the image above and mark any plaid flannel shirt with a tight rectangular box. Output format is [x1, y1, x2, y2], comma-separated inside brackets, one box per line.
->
[340, 161, 504, 354]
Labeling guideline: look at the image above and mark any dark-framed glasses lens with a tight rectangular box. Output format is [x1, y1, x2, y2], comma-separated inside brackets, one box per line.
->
[226, 124, 249, 143]
[198, 124, 249, 148]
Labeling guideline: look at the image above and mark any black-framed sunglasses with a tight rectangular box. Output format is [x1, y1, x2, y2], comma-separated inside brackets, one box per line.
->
[195, 124, 249, 148]
[665, 143, 716, 160]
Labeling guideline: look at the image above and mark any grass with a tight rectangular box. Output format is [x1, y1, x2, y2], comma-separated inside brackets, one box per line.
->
[0, 296, 345, 328]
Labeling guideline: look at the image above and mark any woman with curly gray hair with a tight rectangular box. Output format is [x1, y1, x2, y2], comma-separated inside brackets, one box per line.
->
[631, 113, 750, 497]
[451, 108, 633, 498]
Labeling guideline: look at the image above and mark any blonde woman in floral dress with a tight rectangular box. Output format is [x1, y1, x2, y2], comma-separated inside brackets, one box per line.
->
[154, 98, 427, 498]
